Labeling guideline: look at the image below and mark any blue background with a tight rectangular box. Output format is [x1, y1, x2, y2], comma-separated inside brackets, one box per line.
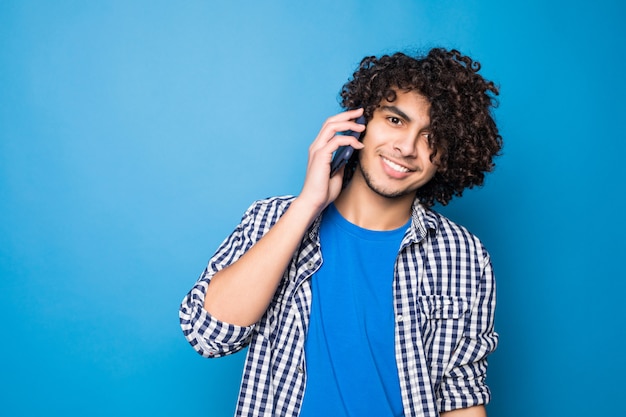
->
[1, 1, 624, 416]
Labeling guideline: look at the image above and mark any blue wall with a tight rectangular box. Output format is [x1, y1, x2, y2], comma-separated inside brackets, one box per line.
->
[1, 1, 624, 415]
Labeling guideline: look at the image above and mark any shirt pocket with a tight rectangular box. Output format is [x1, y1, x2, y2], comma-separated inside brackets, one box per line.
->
[417, 295, 469, 377]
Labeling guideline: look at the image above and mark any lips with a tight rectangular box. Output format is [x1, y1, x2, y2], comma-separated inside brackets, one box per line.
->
[381, 156, 412, 173]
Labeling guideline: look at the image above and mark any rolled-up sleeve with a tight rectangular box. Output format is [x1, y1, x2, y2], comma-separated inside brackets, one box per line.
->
[438, 252, 499, 412]
[179, 201, 265, 358]
[179, 274, 254, 358]
[179, 197, 293, 358]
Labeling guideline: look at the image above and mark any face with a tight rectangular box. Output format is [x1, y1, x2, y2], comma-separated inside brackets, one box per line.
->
[354, 89, 439, 199]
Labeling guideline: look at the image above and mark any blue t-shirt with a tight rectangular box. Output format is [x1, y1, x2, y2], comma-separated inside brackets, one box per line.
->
[299, 204, 410, 417]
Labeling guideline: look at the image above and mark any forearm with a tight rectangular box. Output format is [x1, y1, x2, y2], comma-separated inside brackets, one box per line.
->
[203, 197, 320, 326]
[441, 405, 486, 417]
[179, 278, 254, 358]
[204, 109, 364, 327]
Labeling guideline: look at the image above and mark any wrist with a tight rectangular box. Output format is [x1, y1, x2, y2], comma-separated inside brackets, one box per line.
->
[290, 195, 326, 225]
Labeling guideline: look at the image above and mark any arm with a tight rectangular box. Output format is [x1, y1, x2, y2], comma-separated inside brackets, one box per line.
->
[441, 405, 486, 417]
[439, 252, 498, 412]
[180, 197, 299, 358]
[202, 108, 365, 327]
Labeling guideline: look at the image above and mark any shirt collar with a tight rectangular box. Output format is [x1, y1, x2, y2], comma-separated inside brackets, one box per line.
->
[307, 199, 439, 245]
[408, 199, 440, 243]
[307, 215, 323, 243]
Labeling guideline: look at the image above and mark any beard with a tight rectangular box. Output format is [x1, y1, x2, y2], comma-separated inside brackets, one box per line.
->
[357, 158, 419, 199]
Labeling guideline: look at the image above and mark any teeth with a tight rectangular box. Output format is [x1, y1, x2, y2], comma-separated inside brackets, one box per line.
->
[383, 157, 409, 173]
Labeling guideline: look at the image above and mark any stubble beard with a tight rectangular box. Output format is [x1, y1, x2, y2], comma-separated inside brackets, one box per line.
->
[357, 158, 419, 200]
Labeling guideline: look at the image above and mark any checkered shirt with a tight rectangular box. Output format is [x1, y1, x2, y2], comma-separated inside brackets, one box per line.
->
[179, 195, 498, 416]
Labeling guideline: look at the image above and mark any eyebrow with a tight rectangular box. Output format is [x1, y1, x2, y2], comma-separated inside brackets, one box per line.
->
[380, 105, 412, 123]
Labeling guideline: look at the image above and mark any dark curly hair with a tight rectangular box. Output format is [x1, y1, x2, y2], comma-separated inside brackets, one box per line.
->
[339, 48, 502, 207]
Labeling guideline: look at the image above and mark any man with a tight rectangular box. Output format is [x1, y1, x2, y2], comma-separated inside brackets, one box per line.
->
[180, 48, 502, 417]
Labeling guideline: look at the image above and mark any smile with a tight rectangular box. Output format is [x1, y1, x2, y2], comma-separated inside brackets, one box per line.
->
[382, 157, 411, 173]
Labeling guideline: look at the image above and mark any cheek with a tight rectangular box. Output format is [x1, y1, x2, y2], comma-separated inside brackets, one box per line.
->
[424, 165, 436, 179]
[361, 124, 386, 145]
[422, 155, 440, 177]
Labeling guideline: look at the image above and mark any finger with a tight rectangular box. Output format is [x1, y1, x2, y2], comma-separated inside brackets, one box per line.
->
[323, 107, 364, 124]
[320, 108, 365, 134]
[310, 113, 366, 151]
[327, 134, 365, 150]
[309, 134, 364, 166]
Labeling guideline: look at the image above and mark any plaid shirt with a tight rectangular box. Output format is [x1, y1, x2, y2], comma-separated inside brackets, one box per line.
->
[180, 196, 498, 416]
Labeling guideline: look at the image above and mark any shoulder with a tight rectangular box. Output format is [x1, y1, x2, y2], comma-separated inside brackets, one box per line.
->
[243, 195, 296, 215]
[423, 207, 489, 257]
[239, 195, 296, 227]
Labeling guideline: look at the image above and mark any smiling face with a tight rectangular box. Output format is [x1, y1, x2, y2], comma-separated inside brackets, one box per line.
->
[353, 89, 439, 200]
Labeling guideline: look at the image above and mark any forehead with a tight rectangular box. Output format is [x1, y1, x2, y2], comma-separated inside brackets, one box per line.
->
[378, 89, 431, 122]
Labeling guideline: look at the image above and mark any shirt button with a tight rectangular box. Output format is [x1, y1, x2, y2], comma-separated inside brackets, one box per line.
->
[297, 366, 304, 373]
[396, 315, 404, 323]
[306, 261, 314, 269]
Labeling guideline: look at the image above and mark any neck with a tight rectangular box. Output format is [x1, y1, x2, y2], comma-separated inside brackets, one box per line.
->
[333, 171, 415, 231]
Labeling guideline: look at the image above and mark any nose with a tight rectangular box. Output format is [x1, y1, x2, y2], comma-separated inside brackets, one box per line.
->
[392, 131, 419, 157]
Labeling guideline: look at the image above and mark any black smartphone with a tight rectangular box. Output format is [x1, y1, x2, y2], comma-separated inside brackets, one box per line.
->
[330, 115, 366, 177]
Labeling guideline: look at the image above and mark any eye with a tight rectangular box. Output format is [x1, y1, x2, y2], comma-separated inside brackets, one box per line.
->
[387, 116, 403, 126]
[421, 132, 433, 146]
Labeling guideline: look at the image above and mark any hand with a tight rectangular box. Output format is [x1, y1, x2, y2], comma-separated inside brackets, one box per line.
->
[298, 108, 365, 212]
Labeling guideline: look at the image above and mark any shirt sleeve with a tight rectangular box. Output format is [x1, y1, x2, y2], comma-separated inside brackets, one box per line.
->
[438, 251, 499, 412]
[179, 272, 254, 358]
[178, 200, 271, 358]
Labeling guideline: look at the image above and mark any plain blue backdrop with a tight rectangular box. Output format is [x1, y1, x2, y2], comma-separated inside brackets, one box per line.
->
[1, 1, 624, 416]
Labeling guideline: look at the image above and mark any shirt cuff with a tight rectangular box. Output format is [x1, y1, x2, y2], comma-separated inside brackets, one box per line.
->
[180, 281, 254, 358]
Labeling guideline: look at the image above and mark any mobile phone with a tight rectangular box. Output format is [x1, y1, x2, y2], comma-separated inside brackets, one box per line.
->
[330, 115, 366, 177]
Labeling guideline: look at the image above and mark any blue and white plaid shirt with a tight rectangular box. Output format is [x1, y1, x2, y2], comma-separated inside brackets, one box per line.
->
[180, 196, 498, 416]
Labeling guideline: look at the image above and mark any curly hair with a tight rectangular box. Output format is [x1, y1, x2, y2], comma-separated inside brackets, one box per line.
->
[339, 48, 502, 207]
